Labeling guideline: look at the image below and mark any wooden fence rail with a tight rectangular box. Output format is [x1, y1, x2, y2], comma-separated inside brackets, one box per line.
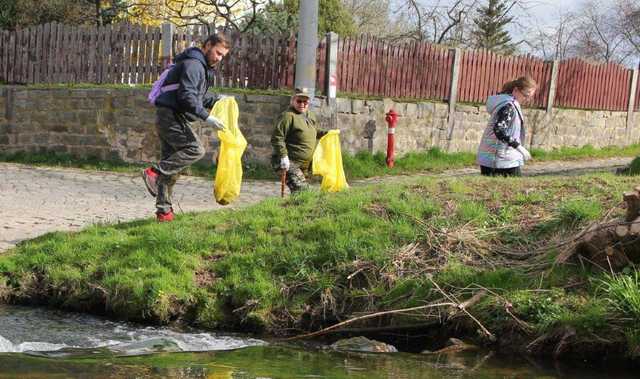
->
[0, 22, 637, 113]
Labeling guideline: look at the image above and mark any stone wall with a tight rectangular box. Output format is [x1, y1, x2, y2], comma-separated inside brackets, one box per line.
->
[0, 87, 290, 165]
[1, 86, 638, 165]
[332, 99, 640, 155]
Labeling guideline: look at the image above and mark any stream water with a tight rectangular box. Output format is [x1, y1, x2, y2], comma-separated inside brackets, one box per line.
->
[0, 305, 635, 378]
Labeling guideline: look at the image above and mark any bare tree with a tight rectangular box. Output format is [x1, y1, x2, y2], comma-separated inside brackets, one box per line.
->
[125, 0, 268, 31]
[525, 12, 580, 60]
[613, 0, 640, 60]
[386, 0, 480, 45]
[341, 0, 391, 35]
[521, 0, 639, 65]
[436, 0, 478, 44]
[571, 1, 630, 64]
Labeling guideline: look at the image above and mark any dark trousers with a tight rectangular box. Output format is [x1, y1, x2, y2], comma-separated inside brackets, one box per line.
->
[480, 165, 522, 177]
[154, 107, 205, 213]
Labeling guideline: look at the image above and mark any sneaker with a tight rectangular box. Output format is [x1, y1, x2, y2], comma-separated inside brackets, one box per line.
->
[156, 210, 174, 222]
[142, 167, 159, 197]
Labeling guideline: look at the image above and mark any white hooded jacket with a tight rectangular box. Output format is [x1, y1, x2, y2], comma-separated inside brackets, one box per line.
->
[476, 94, 525, 169]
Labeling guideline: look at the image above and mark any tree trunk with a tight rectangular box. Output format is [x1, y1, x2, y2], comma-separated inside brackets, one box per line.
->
[95, 0, 102, 26]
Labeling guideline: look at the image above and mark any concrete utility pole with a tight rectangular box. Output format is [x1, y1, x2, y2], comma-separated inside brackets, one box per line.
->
[295, 0, 319, 95]
[325, 32, 339, 128]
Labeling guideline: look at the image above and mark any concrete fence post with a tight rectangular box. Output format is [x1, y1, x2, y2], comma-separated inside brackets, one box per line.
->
[161, 23, 175, 67]
[294, 0, 319, 94]
[627, 67, 639, 131]
[546, 60, 559, 114]
[445, 48, 461, 151]
[324, 32, 339, 129]
[530, 59, 559, 149]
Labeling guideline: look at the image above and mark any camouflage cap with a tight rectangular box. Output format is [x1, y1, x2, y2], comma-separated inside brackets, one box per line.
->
[293, 87, 312, 98]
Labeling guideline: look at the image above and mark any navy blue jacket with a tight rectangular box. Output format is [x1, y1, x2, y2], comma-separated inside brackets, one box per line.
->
[155, 47, 219, 121]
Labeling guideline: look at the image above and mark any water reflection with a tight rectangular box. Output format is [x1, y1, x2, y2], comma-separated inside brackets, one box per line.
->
[1, 346, 636, 379]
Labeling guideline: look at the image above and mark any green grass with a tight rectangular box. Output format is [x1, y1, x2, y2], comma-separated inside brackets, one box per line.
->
[342, 149, 476, 179]
[558, 199, 603, 228]
[598, 272, 640, 319]
[3, 139, 640, 182]
[1, 173, 640, 358]
[0, 151, 275, 180]
[530, 144, 640, 161]
[13, 83, 293, 98]
[625, 155, 640, 175]
[16, 83, 153, 90]
[336, 91, 444, 104]
[342, 144, 640, 179]
[506, 288, 610, 333]
[0, 151, 144, 173]
[455, 201, 490, 225]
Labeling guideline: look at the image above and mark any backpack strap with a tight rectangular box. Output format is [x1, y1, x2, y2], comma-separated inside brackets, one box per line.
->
[160, 83, 179, 93]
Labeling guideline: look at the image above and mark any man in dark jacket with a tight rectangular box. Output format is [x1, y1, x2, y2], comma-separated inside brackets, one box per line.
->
[143, 33, 231, 222]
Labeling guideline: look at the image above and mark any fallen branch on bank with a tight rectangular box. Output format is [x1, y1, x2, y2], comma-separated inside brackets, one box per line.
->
[427, 277, 495, 341]
[281, 281, 493, 342]
[555, 186, 640, 271]
[279, 301, 456, 341]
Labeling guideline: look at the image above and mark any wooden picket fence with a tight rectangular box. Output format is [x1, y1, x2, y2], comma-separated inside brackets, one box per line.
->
[457, 50, 552, 109]
[0, 22, 296, 88]
[171, 24, 297, 89]
[0, 22, 163, 85]
[0, 22, 637, 112]
[334, 35, 636, 112]
[334, 35, 455, 101]
[555, 58, 632, 112]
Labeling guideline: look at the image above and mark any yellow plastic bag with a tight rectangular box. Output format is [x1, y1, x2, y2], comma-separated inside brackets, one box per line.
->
[312, 130, 349, 192]
[211, 97, 247, 205]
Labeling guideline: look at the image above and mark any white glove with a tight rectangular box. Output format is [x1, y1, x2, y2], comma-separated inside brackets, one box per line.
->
[280, 156, 290, 170]
[516, 145, 532, 161]
[205, 115, 225, 131]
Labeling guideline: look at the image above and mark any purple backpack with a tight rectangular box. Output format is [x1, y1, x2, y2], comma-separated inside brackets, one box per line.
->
[148, 64, 180, 105]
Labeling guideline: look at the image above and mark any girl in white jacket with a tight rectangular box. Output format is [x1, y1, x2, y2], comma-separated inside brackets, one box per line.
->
[476, 76, 538, 177]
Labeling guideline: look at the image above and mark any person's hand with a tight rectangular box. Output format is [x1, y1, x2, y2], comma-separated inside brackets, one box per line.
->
[205, 115, 225, 131]
[280, 156, 290, 170]
[516, 145, 532, 161]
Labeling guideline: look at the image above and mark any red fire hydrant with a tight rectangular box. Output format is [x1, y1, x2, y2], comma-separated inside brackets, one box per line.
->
[385, 109, 398, 168]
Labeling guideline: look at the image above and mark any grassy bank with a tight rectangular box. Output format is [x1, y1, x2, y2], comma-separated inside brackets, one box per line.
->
[2, 144, 639, 181]
[1, 173, 640, 359]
